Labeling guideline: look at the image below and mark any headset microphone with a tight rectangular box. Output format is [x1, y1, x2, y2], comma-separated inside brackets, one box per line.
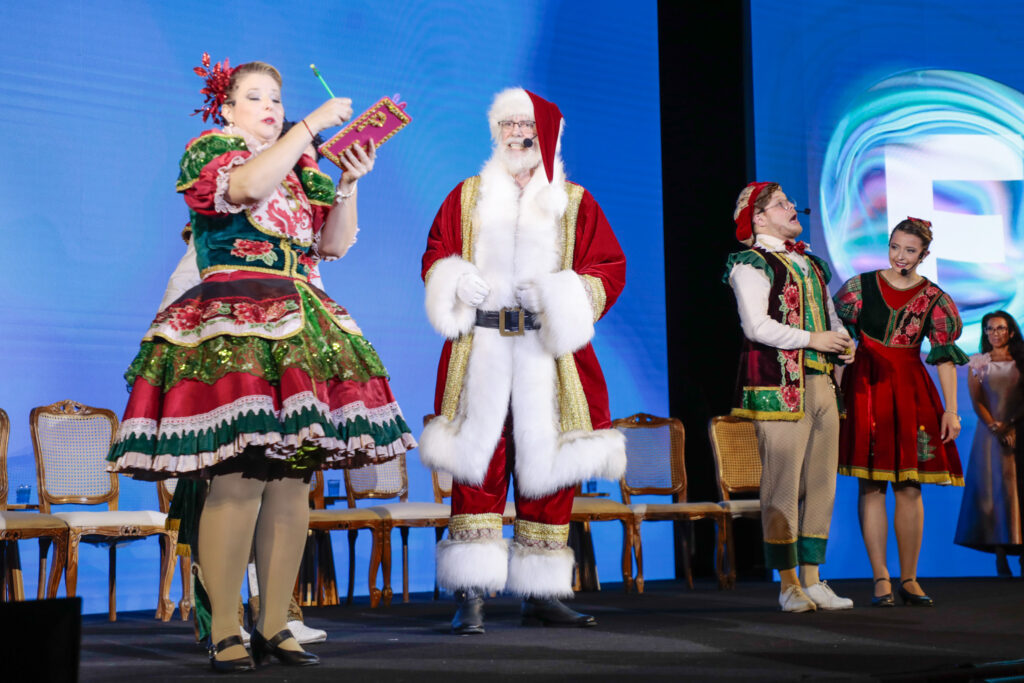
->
[522, 137, 534, 148]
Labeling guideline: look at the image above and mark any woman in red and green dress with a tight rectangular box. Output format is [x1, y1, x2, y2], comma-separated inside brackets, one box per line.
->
[107, 58, 414, 671]
[834, 217, 967, 607]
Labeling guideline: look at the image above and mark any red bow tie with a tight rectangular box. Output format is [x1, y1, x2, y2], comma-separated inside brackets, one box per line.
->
[784, 240, 808, 255]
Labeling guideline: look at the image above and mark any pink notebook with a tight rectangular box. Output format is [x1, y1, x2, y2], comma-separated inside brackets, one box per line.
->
[318, 96, 411, 168]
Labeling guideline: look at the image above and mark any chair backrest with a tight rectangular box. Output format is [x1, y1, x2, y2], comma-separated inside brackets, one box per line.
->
[345, 453, 409, 505]
[0, 408, 9, 510]
[708, 415, 761, 500]
[30, 400, 119, 513]
[612, 413, 686, 504]
[431, 470, 453, 503]
[157, 478, 179, 513]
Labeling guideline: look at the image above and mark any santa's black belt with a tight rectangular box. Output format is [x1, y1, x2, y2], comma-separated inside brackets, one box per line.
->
[475, 308, 541, 336]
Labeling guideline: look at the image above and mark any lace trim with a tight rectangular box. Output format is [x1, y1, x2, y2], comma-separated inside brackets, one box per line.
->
[213, 153, 253, 214]
[513, 519, 569, 550]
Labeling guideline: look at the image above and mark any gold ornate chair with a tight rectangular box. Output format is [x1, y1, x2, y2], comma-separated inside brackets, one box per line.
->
[156, 478, 192, 620]
[306, 470, 389, 608]
[349, 453, 455, 605]
[0, 407, 68, 601]
[708, 415, 763, 588]
[29, 400, 177, 621]
[614, 413, 728, 592]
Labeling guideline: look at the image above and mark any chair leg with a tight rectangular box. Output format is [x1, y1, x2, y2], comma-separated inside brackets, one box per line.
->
[620, 519, 633, 593]
[156, 532, 176, 621]
[37, 536, 53, 600]
[400, 526, 410, 604]
[46, 533, 67, 600]
[433, 527, 444, 601]
[0, 540, 7, 601]
[716, 516, 733, 589]
[3, 540, 26, 601]
[381, 525, 393, 607]
[109, 544, 117, 622]
[346, 529, 357, 606]
[633, 520, 645, 594]
[681, 522, 694, 590]
[179, 554, 193, 620]
[65, 532, 81, 597]
[367, 528, 383, 608]
[316, 530, 339, 606]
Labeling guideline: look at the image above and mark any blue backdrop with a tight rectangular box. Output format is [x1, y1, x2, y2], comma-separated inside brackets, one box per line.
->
[750, 0, 1024, 578]
[0, 1, 666, 613]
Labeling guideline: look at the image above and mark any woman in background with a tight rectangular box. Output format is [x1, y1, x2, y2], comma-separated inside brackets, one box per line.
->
[954, 310, 1024, 576]
[833, 217, 968, 607]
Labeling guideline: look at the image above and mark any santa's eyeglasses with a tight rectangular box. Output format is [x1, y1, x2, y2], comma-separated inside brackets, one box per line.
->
[498, 120, 536, 133]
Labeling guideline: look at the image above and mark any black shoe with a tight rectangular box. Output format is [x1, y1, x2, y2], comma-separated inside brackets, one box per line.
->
[871, 577, 895, 607]
[208, 635, 255, 673]
[452, 589, 485, 635]
[251, 628, 320, 666]
[996, 549, 1012, 577]
[898, 578, 934, 607]
[521, 597, 597, 627]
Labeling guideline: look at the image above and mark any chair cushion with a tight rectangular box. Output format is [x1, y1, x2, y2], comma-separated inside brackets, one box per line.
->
[53, 510, 167, 528]
[571, 497, 632, 515]
[720, 499, 761, 514]
[309, 508, 385, 524]
[631, 502, 725, 516]
[369, 502, 451, 520]
[0, 511, 68, 531]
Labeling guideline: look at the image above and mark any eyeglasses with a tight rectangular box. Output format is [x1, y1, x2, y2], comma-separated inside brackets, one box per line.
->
[763, 199, 796, 212]
[498, 120, 537, 133]
[985, 324, 1009, 333]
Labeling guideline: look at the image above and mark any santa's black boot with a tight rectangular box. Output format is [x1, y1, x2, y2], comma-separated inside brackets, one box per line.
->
[521, 596, 596, 627]
[451, 589, 485, 635]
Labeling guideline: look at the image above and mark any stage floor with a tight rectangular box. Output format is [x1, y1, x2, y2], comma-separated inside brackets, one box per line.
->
[75, 577, 1024, 682]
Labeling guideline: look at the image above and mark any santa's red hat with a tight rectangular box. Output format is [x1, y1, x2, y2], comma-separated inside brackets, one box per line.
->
[488, 87, 563, 183]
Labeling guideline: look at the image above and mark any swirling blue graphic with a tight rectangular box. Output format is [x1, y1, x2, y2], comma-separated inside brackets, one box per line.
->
[821, 69, 1024, 351]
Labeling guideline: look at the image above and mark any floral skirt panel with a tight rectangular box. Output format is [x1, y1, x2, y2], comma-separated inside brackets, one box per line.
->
[838, 336, 963, 485]
[107, 273, 416, 480]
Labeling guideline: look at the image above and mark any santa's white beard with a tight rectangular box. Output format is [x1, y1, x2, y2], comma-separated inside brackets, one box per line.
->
[498, 139, 542, 176]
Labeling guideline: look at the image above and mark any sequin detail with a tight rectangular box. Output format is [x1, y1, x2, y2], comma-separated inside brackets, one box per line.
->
[513, 519, 569, 549]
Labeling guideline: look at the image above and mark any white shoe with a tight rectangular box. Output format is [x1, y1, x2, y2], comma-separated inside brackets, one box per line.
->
[287, 620, 327, 645]
[779, 584, 817, 613]
[239, 626, 251, 646]
[803, 581, 854, 610]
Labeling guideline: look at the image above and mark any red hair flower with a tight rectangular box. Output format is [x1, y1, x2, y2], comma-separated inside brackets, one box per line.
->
[191, 52, 234, 125]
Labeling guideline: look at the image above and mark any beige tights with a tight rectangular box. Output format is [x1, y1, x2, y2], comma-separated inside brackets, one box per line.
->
[198, 472, 310, 661]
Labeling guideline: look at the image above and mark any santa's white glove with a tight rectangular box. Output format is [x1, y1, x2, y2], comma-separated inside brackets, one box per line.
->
[515, 281, 543, 313]
[456, 272, 490, 307]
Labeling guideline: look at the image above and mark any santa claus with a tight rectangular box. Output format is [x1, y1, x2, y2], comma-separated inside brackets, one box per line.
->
[420, 87, 627, 633]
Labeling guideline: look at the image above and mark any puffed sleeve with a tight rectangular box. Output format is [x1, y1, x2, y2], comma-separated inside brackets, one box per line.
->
[295, 153, 333, 233]
[176, 131, 251, 216]
[832, 275, 863, 337]
[925, 290, 969, 365]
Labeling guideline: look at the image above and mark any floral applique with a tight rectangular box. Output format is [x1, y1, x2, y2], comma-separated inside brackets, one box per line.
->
[230, 238, 278, 266]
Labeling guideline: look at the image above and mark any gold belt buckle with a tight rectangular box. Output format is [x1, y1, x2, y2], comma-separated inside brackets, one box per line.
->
[498, 308, 525, 336]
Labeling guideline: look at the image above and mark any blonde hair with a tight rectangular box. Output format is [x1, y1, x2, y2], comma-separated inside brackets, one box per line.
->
[226, 61, 282, 102]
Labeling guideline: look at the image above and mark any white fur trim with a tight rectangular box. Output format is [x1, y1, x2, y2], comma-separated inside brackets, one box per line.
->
[488, 87, 533, 143]
[514, 426, 627, 500]
[533, 270, 595, 356]
[505, 540, 575, 598]
[436, 537, 509, 593]
[424, 255, 481, 339]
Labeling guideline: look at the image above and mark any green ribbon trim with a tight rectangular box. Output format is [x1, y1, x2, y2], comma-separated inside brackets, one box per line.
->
[299, 167, 335, 206]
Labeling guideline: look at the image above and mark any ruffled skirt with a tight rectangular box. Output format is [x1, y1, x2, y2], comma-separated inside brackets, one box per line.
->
[106, 273, 416, 480]
[838, 335, 963, 485]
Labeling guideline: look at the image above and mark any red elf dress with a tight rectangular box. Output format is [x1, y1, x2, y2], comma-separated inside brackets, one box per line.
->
[834, 271, 968, 485]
